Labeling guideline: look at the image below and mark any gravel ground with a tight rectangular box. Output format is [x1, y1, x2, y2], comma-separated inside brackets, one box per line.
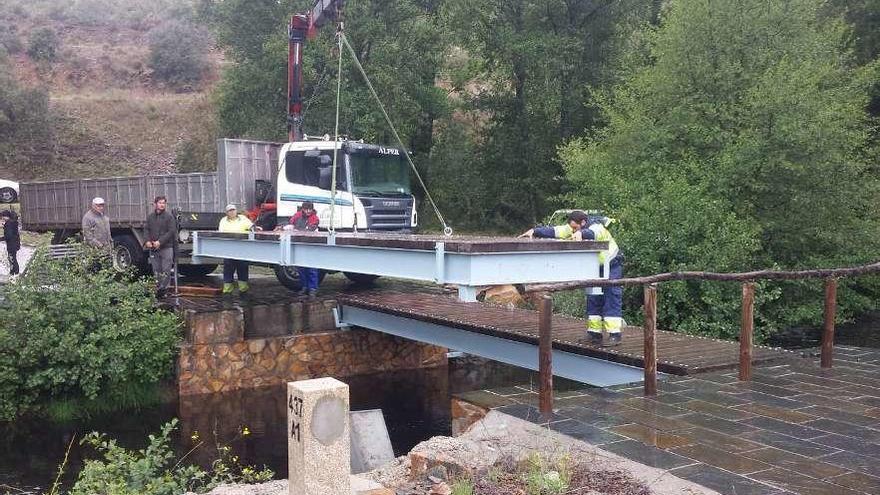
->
[193, 412, 720, 495]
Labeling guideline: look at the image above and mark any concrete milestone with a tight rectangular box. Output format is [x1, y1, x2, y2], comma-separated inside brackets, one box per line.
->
[288, 378, 351, 495]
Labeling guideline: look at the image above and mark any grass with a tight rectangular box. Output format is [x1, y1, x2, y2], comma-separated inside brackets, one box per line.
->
[452, 452, 651, 495]
[451, 478, 475, 495]
[43, 381, 168, 422]
[523, 453, 571, 495]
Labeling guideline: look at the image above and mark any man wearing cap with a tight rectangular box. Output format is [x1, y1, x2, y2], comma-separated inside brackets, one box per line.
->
[82, 197, 112, 251]
[218, 204, 257, 294]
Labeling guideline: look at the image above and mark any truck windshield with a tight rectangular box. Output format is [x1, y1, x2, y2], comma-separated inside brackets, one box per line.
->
[349, 154, 411, 195]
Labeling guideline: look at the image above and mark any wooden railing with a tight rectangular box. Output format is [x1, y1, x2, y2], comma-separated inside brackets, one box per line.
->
[526, 261, 880, 418]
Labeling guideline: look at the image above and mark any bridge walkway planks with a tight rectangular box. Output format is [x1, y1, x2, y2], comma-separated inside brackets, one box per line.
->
[337, 291, 796, 376]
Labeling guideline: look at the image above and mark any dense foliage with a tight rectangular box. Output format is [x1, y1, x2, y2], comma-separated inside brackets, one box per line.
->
[70, 419, 273, 495]
[203, 0, 652, 229]
[559, 0, 880, 338]
[26, 26, 59, 62]
[0, 249, 181, 421]
[148, 20, 211, 90]
[0, 50, 54, 179]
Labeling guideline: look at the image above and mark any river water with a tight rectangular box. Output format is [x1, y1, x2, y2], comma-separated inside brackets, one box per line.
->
[0, 358, 550, 492]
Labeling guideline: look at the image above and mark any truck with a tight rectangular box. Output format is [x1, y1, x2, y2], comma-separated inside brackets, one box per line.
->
[18, 0, 420, 290]
[19, 139, 280, 279]
[19, 135, 417, 288]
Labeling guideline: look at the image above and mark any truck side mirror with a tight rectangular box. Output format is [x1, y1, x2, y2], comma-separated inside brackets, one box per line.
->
[317, 155, 333, 190]
[318, 167, 332, 190]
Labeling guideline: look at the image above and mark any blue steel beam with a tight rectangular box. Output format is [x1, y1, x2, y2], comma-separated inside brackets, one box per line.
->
[338, 305, 647, 387]
[192, 232, 606, 302]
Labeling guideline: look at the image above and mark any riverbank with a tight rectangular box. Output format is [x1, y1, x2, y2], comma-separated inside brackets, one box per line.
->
[193, 411, 720, 495]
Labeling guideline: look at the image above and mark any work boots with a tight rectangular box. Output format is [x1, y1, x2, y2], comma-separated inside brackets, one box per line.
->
[238, 281, 250, 293]
[606, 332, 622, 346]
[222, 283, 234, 295]
[604, 317, 623, 347]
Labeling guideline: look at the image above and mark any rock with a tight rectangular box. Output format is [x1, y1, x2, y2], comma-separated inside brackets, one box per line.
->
[248, 339, 266, 354]
[429, 482, 452, 495]
[450, 398, 488, 437]
[426, 465, 448, 482]
[481, 285, 525, 308]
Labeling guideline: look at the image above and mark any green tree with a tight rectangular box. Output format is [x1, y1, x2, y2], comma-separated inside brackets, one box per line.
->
[208, 0, 448, 147]
[0, 50, 54, 180]
[206, 0, 458, 227]
[26, 26, 59, 62]
[440, 0, 654, 228]
[0, 249, 180, 421]
[561, 0, 880, 338]
[148, 20, 210, 89]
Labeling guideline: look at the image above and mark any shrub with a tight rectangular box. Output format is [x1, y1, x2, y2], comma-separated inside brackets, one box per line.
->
[147, 20, 209, 89]
[0, 25, 23, 54]
[26, 26, 59, 62]
[0, 247, 181, 421]
[70, 419, 274, 495]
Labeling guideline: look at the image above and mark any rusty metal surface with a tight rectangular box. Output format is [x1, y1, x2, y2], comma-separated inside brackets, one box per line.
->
[197, 231, 608, 253]
[337, 291, 796, 376]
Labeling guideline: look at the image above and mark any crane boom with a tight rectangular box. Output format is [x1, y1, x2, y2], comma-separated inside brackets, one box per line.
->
[287, 0, 345, 142]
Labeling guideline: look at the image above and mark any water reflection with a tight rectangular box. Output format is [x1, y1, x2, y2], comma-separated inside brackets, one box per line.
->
[0, 358, 537, 490]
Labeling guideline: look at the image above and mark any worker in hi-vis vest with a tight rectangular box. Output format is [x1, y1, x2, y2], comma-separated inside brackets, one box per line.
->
[520, 210, 624, 346]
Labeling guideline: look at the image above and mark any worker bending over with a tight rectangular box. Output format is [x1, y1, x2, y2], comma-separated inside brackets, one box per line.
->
[521, 211, 624, 346]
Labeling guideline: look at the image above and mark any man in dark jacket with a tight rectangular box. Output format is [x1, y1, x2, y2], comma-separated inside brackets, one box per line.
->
[289, 201, 320, 298]
[1, 210, 20, 276]
[144, 196, 177, 298]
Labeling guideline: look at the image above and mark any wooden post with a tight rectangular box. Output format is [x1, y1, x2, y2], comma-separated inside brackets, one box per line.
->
[739, 282, 755, 381]
[643, 285, 658, 396]
[821, 278, 837, 368]
[538, 294, 554, 418]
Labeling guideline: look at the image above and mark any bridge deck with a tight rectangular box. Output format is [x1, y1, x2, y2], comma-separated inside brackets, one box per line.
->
[338, 291, 795, 376]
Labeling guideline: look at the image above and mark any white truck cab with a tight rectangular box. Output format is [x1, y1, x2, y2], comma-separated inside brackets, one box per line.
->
[276, 139, 417, 231]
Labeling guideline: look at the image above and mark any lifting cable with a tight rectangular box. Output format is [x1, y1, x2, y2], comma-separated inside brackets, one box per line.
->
[329, 28, 344, 234]
[328, 31, 452, 237]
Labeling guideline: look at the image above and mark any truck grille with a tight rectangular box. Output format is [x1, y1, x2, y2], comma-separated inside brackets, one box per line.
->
[362, 198, 413, 231]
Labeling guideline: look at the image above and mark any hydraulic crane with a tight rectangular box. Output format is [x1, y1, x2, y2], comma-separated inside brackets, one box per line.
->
[287, 0, 346, 142]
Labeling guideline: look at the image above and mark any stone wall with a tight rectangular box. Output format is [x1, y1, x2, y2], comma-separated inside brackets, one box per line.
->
[178, 300, 448, 396]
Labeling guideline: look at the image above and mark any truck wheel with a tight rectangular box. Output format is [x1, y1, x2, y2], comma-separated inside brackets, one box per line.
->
[178, 264, 218, 278]
[274, 266, 327, 291]
[344, 272, 380, 285]
[0, 187, 17, 203]
[51, 230, 73, 244]
[112, 234, 147, 275]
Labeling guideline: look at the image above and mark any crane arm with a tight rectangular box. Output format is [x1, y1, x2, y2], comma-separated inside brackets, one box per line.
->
[288, 0, 346, 142]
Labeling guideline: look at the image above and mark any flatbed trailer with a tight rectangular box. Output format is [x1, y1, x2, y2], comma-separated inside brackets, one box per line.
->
[192, 231, 609, 301]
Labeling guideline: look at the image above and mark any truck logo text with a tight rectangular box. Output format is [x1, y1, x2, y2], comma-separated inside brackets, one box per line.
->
[378, 147, 400, 156]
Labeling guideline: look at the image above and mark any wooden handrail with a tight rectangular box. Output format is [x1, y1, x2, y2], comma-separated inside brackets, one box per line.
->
[525, 260, 880, 292]
[538, 294, 553, 418]
[643, 285, 658, 396]
[530, 262, 858, 395]
[739, 283, 755, 381]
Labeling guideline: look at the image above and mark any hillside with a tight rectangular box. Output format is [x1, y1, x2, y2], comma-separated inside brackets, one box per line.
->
[0, 0, 222, 181]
